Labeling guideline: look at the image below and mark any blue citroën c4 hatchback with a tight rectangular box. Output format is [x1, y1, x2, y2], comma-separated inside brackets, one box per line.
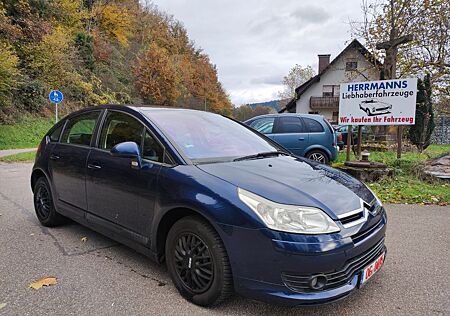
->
[32, 105, 387, 306]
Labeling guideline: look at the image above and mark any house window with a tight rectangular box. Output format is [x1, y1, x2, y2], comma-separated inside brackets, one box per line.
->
[322, 85, 340, 97]
[346, 61, 358, 71]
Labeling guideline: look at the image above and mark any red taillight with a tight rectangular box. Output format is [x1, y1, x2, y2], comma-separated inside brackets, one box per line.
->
[339, 134, 343, 141]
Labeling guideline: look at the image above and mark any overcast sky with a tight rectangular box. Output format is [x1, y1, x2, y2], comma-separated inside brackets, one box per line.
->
[151, 0, 364, 105]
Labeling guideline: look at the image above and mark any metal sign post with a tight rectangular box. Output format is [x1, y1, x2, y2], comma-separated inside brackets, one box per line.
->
[49, 90, 63, 123]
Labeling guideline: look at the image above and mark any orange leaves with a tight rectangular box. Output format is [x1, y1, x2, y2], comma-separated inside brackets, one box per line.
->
[134, 43, 180, 106]
[29, 276, 58, 290]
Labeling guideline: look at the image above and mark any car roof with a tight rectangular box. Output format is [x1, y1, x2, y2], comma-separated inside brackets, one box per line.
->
[245, 113, 325, 122]
[60, 104, 217, 120]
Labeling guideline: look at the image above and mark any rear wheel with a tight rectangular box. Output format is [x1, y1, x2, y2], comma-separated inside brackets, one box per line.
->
[165, 216, 233, 306]
[306, 150, 329, 164]
[33, 177, 66, 227]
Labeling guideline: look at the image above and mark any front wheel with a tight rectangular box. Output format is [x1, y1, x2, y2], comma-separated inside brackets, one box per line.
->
[165, 216, 233, 306]
[306, 150, 329, 164]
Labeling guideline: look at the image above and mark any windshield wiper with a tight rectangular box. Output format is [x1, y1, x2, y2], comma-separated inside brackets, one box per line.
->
[233, 150, 289, 162]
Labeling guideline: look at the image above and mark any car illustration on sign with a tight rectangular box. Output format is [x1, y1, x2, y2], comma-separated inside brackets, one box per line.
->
[359, 99, 393, 116]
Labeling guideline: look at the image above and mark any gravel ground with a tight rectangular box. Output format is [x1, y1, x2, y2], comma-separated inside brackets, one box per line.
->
[0, 162, 449, 315]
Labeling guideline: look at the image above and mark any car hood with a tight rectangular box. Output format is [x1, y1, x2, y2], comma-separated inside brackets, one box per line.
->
[197, 156, 375, 219]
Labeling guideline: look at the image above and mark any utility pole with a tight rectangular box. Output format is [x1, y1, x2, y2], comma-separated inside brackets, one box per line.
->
[375, 0, 413, 159]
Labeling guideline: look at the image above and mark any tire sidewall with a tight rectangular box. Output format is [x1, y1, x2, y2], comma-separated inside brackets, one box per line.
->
[33, 177, 58, 226]
[307, 150, 329, 164]
[165, 217, 227, 306]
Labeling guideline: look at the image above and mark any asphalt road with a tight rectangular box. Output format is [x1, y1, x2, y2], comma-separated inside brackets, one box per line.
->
[0, 162, 449, 316]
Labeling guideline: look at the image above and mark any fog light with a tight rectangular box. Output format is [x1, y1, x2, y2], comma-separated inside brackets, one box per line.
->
[309, 274, 327, 290]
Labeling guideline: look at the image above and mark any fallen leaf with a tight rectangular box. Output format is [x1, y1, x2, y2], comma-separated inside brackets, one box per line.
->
[29, 276, 57, 290]
[81, 237, 87, 242]
[0, 303, 6, 310]
[30, 233, 34, 236]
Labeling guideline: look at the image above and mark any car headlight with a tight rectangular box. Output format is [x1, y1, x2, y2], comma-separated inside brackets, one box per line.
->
[238, 188, 340, 234]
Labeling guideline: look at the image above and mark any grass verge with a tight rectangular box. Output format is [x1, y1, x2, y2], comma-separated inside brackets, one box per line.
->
[0, 151, 36, 162]
[333, 144, 450, 205]
[0, 116, 53, 150]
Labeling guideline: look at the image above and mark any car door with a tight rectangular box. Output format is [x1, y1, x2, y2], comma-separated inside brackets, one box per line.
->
[85, 110, 163, 238]
[273, 116, 309, 156]
[248, 117, 276, 140]
[49, 111, 101, 214]
[303, 117, 327, 148]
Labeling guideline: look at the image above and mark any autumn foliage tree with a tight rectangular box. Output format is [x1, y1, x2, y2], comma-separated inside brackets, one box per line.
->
[278, 64, 315, 99]
[0, 0, 232, 122]
[134, 43, 179, 106]
[352, 0, 450, 97]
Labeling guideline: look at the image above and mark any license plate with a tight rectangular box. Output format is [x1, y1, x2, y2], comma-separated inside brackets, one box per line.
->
[360, 252, 385, 285]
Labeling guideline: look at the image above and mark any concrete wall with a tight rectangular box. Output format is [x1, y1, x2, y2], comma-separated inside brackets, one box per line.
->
[295, 48, 379, 122]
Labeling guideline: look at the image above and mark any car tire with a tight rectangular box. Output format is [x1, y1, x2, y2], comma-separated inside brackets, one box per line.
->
[165, 216, 233, 306]
[33, 177, 66, 227]
[306, 150, 329, 164]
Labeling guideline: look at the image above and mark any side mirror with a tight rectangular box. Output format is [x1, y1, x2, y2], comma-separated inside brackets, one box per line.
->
[111, 141, 142, 169]
[111, 141, 140, 159]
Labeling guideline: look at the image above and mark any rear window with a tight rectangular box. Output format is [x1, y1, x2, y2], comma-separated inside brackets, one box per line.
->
[303, 118, 324, 133]
[49, 123, 64, 142]
[61, 111, 100, 147]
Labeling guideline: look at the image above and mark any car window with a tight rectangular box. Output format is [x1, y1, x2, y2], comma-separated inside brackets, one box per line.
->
[276, 117, 304, 133]
[49, 123, 64, 142]
[249, 117, 275, 134]
[142, 130, 164, 163]
[143, 110, 278, 162]
[303, 118, 324, 133]
[61, 111, 99, 146]
[99, 111, 144, 150]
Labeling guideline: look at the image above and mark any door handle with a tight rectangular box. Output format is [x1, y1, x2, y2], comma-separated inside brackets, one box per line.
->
[87, 163, 102, 170]
[49, 154, 60, 160]
[298, 137, 305, 141]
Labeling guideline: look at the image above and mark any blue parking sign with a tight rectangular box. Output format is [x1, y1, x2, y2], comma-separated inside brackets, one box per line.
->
[49, 90, 63, 104]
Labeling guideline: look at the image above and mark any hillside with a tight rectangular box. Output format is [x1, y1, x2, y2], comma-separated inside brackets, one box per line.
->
[246, 99, 289, 112]
[0, 0, 232, 123]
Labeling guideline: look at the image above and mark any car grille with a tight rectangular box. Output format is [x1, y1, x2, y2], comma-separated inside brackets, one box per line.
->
[281, 238, 385, 293]
[351, 218, 383, 244]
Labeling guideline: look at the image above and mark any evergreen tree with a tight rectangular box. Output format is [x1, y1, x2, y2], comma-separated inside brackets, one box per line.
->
[408, 74, 435, 152]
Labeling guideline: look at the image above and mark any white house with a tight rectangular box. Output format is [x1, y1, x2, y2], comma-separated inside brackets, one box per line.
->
[279, 39, 381, 124]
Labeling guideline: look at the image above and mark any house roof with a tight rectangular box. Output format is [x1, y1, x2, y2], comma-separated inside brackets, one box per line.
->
[278, 39, 382, 113]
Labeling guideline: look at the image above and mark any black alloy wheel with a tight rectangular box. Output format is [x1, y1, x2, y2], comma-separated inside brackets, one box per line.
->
[174, 233, 214, 293]
[35, 182, 51, 220]
[165, 216, 233, 306]
[33, 177, 66, 227]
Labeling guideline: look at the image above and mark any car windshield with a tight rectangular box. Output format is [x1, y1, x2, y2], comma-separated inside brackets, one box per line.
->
[142, 109, 279, 163]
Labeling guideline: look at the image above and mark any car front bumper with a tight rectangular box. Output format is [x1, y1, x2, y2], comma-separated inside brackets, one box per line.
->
[218, 212, 387, 306]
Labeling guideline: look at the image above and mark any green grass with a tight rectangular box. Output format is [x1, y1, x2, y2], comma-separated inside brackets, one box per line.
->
[333, 144, 450, 205]
[0, 117, 53, 150]
[0, 151, 36, 162]
[335, 144, 450, 166]
[368, 177, 449, 205]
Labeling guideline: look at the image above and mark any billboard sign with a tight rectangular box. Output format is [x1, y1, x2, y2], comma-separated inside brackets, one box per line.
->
[338, 78, 417, 126]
